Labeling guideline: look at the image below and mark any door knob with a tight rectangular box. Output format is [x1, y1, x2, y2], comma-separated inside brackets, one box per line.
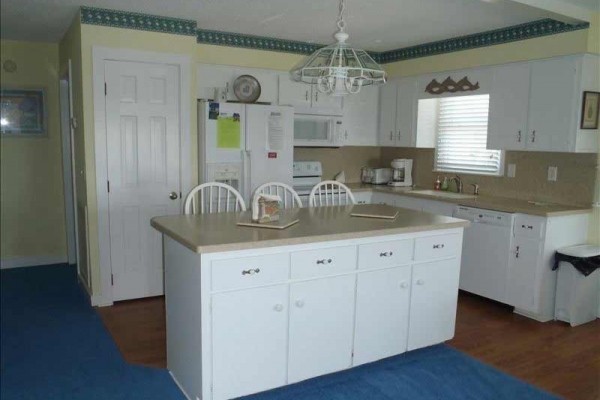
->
[169, 192, 179, 200]
[416, 279, 425, 286]
[295, 299, 305, 308]
[400, 281, 409, 289]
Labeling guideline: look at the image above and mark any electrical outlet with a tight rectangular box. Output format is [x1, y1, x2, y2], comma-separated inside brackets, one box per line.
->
[506, 163, 516, 178]
[548, 166, 558, 181]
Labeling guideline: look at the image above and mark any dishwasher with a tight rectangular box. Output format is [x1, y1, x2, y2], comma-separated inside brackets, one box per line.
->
[453, 206, 515, 304]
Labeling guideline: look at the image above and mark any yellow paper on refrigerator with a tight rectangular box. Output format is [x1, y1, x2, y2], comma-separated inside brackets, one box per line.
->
[217, 116, 241, 149]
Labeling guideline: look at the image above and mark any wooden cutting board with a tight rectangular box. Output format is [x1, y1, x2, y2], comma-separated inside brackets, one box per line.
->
[351, 204, 399, 220]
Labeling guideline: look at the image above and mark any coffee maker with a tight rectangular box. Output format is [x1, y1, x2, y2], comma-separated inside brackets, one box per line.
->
[388, 159, 413, 187]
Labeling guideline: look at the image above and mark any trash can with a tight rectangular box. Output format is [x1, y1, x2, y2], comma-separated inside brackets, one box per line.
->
[553, 244, 600, 327]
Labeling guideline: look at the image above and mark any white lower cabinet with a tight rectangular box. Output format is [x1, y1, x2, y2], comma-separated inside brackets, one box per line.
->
[353, 266, 411, 366]
[212, 285, 289, 400]
[408, 258, 460, 351]
[506, 237, 540, 313]
[288, 275, 356, 383]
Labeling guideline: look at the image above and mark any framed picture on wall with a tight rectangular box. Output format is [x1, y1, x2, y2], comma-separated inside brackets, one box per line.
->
[0, 88, 47, 137]
[580, 91, 599, 130]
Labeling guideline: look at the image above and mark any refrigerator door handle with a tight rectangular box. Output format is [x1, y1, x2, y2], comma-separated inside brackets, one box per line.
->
[242, 149, 252, 202]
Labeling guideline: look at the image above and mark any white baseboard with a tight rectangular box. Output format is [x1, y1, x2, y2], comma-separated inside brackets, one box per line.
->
[0, 255, 68, 269]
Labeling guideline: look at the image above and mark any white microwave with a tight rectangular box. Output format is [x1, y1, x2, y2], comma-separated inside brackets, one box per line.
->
[293, 115, 342, 147]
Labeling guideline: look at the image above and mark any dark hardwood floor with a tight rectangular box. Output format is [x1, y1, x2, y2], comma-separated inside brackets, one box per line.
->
[97, 292, 600, 400]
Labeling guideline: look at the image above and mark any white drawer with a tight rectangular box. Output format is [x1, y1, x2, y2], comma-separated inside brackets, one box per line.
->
[358, 239, 414, 270]
[414, 233, 461, 261]
[514, 215, 544, 239]
[291, 245, 357, 279]
[212, 253, 289, 291]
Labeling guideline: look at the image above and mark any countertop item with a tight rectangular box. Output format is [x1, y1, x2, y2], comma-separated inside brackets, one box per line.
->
[351, 204, 399, 219]
[344, 183, 591, 217]
[151, 204, 468, 254]
[233, 75, 261, 103]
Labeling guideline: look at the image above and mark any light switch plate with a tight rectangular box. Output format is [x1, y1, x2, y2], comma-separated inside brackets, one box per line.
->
[507, 163, 516, 178]
[548, 166, 558, 181]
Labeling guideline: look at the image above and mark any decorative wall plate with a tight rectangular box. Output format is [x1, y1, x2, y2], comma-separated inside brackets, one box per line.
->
[233, 75, 261, 103]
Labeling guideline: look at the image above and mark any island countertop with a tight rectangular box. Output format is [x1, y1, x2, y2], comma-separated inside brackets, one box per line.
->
[151, 204, 469, 254]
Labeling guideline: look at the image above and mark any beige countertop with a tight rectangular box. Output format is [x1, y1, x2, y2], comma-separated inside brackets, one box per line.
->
[151, 204, 469, 254]
[345, 183, 591, 217]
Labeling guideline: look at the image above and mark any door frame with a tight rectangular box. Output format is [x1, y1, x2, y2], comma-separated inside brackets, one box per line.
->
[92, 47, 192, 306]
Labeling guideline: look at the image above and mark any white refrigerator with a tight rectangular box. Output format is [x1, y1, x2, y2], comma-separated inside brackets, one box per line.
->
[198, 100, 294, 204]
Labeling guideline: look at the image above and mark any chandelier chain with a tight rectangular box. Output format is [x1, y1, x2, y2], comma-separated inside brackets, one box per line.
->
[337, 0, 346, 32]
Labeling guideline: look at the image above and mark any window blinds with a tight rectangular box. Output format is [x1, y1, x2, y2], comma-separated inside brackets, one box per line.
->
[434, 94, 502, 175]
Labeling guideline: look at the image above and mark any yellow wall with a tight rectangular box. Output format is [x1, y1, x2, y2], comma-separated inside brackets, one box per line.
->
[0, 40, 67, 263]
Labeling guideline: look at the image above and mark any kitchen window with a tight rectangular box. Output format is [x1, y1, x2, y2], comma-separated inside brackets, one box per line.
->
[421, 94, 503, 176]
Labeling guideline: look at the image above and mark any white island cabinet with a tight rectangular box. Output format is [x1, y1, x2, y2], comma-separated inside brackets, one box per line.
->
[153, 205, 468, 400]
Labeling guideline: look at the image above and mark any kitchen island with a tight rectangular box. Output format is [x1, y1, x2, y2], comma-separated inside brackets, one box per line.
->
[151, 204, 469, 400]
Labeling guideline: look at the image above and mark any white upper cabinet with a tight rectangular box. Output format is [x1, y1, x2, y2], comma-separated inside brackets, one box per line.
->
[487, 63, 530, 151]
[197, 64, 278, 104]
[488, 54, 599, 153]
[378, 77, 420, 147]
[341, 85, 379, 146]
[278, 74, 343, 116]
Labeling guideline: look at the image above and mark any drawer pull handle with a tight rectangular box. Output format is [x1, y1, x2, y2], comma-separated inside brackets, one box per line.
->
[400, 281, 409, 289]
[379, 251, 393, 257]
[521, 224, 533, 230]
[241, 268, 260, 275]
[416, 279, 425, 286]
[433, 244, 445, 249]
[316, 259, 332, 265]
[273, 304, 284, 312]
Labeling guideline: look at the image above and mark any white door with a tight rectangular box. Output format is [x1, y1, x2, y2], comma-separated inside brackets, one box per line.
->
[105, 60, 181, 301]
[528, 58, 576, 151]
[408, 258, 460, 350]
[396, 78, 416, 147]
[379, 82, 397, 146]
[212, 285, 288, 400]
[288, 275, 356, 383]
[353, 266, 411, 366]
[506, 238, 540, 312]
[487, 63, 530, 150]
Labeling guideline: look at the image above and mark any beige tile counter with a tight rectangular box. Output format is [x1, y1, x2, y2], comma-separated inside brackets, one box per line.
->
[345, 183, 591, 217]
[151, 204, 468, 254]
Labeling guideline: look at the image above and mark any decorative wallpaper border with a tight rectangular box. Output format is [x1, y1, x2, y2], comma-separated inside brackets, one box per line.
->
[377, 18, 589, 63]
[196, 29, 322, 55]
[80, 6, 197, 36]
[79, 7, 589, 63]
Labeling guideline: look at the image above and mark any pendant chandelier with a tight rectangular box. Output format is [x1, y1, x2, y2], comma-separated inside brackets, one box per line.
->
[289, 0, 387, 96]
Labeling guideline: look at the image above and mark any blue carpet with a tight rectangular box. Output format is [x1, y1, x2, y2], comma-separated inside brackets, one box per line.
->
[1, 265, 558, 400]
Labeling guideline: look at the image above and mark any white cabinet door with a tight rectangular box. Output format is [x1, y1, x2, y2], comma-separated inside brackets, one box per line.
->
[379, 82, 398, 146]
[527, 58, 577, 152]
[312, 88, 344, 116]
[396, 78, 416, 147]
[506, 237, 540, 313]
[288, 275, 356, 383]
[342, 85, 379, 146]
[408, 258, 460, 350]
[353, 266, 411, 366]
[487, 63, 530, 151]
[212, 285, 288, 400]
[278, 75, 311, 109]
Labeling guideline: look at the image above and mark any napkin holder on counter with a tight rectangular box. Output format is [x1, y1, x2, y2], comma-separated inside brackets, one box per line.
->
[252, 194, 281, 223]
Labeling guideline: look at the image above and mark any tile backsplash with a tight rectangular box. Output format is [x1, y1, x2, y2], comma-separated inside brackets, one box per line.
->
[294, 146, 597, 207]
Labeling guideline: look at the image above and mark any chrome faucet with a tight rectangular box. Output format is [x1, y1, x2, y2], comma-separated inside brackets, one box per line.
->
[471, 183, 480, 196]
[450, 175, 463, 193]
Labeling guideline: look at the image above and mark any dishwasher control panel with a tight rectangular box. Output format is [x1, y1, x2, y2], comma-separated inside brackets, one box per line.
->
[453, 206, 514, 227]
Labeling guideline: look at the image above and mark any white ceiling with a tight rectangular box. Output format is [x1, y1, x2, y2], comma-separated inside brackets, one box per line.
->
[0, 0, 596, 51]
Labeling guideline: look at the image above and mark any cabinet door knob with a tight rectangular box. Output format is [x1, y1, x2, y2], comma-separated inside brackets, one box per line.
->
[273, 304, 284, 312]
[517, 130, 522, 142]
[389, 131, 393, 141]
[416, 279, 425, 286]
[400, 281, 409, 289]
[295, 299, 305, 308]
[531, 130, 536, 143]
[305, 90, 309, 101]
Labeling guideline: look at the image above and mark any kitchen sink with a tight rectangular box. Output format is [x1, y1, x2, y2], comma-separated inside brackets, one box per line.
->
[410, 189, 477, 200]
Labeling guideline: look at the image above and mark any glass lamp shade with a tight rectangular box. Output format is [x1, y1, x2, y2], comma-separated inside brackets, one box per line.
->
[290, 41, 387, 96]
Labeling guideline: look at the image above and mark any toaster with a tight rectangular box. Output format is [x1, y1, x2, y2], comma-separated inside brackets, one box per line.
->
[371, 168, 392, 185]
